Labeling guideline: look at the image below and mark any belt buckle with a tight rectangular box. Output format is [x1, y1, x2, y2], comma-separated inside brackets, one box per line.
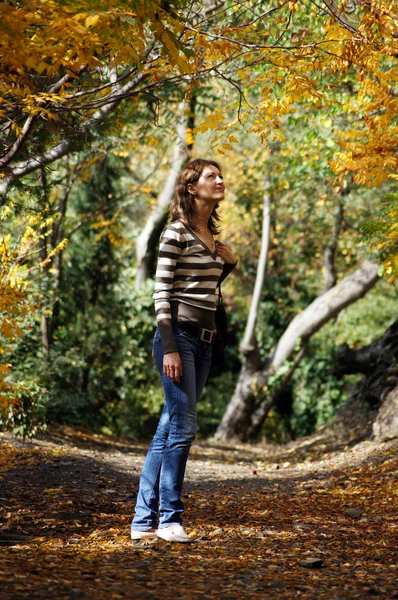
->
[200, 328, 214, 344]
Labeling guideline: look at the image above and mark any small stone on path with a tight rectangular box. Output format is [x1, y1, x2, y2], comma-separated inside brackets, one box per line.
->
[297, 557, 324, 568]
[345, 507, 362, 518]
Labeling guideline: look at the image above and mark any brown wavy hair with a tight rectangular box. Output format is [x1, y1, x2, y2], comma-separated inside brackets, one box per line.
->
[170, 158, 222, 235]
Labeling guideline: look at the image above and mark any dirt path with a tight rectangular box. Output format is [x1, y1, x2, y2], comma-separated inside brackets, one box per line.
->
[1, 426, 397, 600]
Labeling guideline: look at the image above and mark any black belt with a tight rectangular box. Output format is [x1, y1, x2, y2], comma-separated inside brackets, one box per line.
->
[173, 318, 216, 344]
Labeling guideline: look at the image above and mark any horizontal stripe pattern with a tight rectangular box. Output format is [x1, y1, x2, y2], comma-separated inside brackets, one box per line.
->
[153, 221, 224, 324]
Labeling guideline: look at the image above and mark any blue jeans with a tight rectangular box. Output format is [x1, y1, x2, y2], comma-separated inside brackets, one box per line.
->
[131, 324, 212, 531]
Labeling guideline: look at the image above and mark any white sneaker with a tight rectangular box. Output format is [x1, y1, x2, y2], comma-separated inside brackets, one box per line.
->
[131, 528, 157, 542]
[156, 524, 193, 543]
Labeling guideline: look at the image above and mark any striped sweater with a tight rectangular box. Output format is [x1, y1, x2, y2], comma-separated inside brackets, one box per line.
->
[153, 220, 237, 353]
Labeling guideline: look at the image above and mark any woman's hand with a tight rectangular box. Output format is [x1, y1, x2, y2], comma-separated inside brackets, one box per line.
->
[216, 240, 238, 265]
[163, 352, 182, 383]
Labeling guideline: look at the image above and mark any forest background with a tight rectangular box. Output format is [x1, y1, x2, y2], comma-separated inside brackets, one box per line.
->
[0, 0, 397, 444]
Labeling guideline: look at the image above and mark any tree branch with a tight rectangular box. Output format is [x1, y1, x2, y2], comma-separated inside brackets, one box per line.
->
[0, 67, 87, 169]
[0, 70, 145, 199]
[262, 261, 380, 379]
[321, 0, 358, 34]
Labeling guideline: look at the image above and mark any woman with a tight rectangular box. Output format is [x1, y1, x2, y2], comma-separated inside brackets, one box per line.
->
[131, 158, 238, 543]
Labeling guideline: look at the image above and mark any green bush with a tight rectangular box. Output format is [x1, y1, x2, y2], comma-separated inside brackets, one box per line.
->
[0, 379, 48, 441]
[290, 349, 348, 438]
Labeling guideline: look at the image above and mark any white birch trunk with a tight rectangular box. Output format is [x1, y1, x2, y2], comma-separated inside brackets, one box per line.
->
[135, 102, 189, 288]
[214, 171, 272, 440]
[240, 171, 271, 353]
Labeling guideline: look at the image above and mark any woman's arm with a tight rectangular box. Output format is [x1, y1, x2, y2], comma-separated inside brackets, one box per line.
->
[153, 226, 183, 382]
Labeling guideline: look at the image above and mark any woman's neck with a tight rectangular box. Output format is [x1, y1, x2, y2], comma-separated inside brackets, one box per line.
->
[180, 210, 212, 231]
[192, 201, 213, 230]
[193, 217, 209, 229]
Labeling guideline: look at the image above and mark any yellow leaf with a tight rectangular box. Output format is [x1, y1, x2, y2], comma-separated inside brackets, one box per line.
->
[37, 62, 48, 74]
[1, 321, 14, 340]
[85, 15, 99, 28]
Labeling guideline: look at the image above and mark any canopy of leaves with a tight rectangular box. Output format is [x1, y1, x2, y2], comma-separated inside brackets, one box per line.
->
[1, 1, 397, 439]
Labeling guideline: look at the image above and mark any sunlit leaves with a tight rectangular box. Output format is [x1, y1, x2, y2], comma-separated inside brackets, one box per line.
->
[189, 1, 397, 193]
[1, 0, 396, 198]
[0, 0, 192, 157]
[361, 195, 398, 284]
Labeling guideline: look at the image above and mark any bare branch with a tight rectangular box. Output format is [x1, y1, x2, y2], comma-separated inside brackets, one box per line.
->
[0, 70, 145, 199]
[0, 115, 38, 169]
[0, 67, 87, 169]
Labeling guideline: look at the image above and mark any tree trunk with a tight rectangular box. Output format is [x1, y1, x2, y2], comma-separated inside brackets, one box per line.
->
[39, 168, 50, 356]
[135, 101, 190, 288]
[215, 261, 380, 441]
[322, 200, 343, 293]
[51, 176, 73, 325]
[214, 349, 262, 440]
[247, 341, 308, 439]
[263, 261, 380, 377]
[214, 172, 272, 440]
[248, 198, 345, 439]
[240, 171, 271, 354]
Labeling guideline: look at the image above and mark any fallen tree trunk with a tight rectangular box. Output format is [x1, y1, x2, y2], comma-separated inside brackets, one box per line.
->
[334, 318, 398, 377]
[215, 261, 380, 441]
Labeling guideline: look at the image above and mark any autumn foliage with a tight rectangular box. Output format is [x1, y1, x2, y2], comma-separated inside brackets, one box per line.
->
[0, 2, 397, 428]
[0, 5, 397, 593]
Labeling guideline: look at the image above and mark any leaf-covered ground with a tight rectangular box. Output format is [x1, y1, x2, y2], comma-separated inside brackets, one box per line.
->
[0, 425, 397, 600]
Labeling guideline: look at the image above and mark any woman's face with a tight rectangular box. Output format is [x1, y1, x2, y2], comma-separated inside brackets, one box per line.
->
[188, 165, 225, 204]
